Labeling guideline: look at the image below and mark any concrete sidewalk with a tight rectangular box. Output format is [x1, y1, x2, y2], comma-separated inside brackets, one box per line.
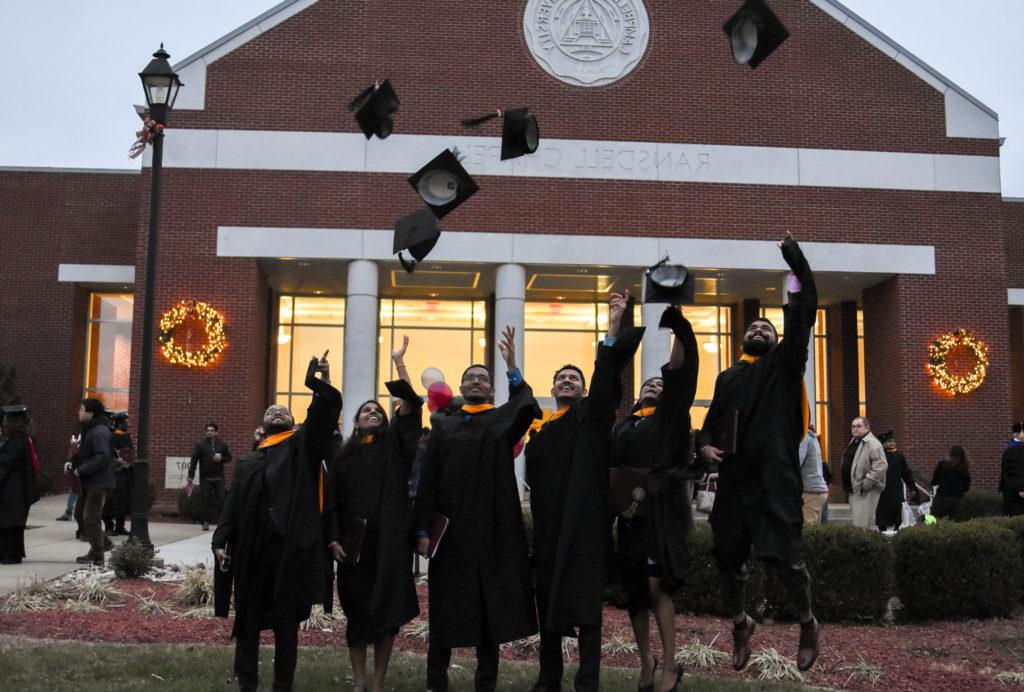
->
[0, 494, 206, 596]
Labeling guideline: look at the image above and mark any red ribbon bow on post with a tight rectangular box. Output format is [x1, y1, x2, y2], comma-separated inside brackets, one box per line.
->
[127, 117, 164, 159]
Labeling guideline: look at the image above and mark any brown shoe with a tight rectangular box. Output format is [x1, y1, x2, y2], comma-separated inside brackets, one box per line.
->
[731, 615, 756, 670]
[76, 554, 104, 566]
[797, 618, 820, 671]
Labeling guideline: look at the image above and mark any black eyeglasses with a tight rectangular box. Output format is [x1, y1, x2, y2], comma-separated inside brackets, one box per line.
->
[463, 373, 491, 384]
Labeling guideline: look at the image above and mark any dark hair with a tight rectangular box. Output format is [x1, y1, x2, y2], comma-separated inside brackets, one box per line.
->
[206, 422, 219, 432]
[2, 413, 30, 436]
[460, 363, 493, 383]
[552, 364, 586, 389]
[747, 317, 778, 336]
[352, 400, 390, 436]
[942, 445, 970, 473]
[81, 397, 106, 417]
[853, 416, 871, 430]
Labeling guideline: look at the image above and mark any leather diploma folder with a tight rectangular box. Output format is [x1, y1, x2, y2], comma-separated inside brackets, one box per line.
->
[428, 514, 450, 560]
[340, 517, 368, 565]
[708, 410, 739, 455]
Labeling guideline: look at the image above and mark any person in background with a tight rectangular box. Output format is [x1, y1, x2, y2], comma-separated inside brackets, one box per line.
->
[999, 423, 1024, 516]
[930, 446, 971, 519]
[875, 432, 918, 531]
[102, 411, 135, 536]
[842, 417, 887, 530]
[69, 398, 115, 565]
[0, 404, 40, 564]
[188, 422, 232, 531]
[799, 424, 828, 524]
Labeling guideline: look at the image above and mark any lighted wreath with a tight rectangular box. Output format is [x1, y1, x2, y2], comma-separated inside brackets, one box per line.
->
[158, 300, 227, 368]
[927, 329, 988, 396]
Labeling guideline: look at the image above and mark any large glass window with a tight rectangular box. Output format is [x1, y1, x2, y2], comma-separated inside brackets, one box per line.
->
[84, 293, 133, 410]
[684, 306, 732, 430]
[276, 296, 345, 423]
[378, 299, 487, 418]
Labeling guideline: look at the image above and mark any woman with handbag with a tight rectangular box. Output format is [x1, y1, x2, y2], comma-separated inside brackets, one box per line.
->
[929, 446, 971, 520]
[610, 306, 701, 692]
[326, 337, 422, 692]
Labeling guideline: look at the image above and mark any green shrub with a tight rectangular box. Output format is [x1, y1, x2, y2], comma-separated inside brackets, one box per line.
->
[176, 488, 205, 523]
[953, 490, 1004, 521]
[894, 521, 1022, 619]
[763, 524, 892, 622]
[671, 523, 766, 618]
[108, 540, 155, 579]
[974, 516, 1024, 602]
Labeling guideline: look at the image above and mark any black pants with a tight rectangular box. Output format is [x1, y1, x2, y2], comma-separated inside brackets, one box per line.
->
[536, 624, 601, 691]
[234, 618, 299, 692]
[74, 487, 108, 558]
[427, 637, 499, 692]
[200, 477, 226, 524]
[0, 526, 26, 563]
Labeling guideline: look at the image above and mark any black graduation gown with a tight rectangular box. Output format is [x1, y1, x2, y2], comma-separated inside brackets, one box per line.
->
[702, 241, 817, 564]
[875, 449, 915, 530]
[327, 381, 422, 646]
[0, 432, 37, 529]
[611, 322, 701, 592]
[103, 430, 135, 520]
[1000, 441, 1024, 516]
[212, 361, 340, 636]
[526, 328, 643, 632]
[413, 380, 541, 648]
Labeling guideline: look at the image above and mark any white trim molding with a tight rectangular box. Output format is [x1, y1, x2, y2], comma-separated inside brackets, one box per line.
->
[217, 227, 936, 275]
[153, 129, 1000, 194]
[1008, 289, 1024, 305]
[57, 264, 135, 284]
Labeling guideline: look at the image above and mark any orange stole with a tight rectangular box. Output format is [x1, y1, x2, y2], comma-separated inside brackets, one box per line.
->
[256, 429, 327, 513]
[632, 406, 656, 418]
[461, 403, 496, 414]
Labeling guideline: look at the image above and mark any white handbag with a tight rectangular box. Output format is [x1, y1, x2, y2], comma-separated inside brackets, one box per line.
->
[696, 482, 716, 514]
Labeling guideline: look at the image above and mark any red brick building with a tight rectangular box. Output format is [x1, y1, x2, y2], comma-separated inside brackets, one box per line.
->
[1, 0, 1020, 506]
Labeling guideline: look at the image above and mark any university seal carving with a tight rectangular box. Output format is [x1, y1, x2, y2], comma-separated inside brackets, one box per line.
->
[523, 0, 650, 87]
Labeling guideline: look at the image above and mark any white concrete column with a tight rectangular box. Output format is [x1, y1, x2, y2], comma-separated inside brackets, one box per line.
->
[493, 264, 527, 499]
[342, 260, 378, 436]
[493, 263, 526, 406]
[641, 275, 671, 381]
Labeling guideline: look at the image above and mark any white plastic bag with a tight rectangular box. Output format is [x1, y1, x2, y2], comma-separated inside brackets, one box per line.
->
[899, 501, 916, 529]
[696, 483, 716, 514]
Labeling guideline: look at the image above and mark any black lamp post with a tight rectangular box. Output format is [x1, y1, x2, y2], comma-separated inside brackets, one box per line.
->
[131, 45, 182, 550]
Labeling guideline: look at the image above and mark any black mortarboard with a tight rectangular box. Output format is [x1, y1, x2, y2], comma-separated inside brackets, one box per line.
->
[878, 431, 895, 444]
[348, 80, 399, 140]
[408, 149, 479, 219]
[393, 209, 441, 272]
[722, 0, 789, 69]
[1014, 422, 1024, 434]
[461, 108, 540, 161]
[1, 404, 28, 416]
[643, 258, 696, 305]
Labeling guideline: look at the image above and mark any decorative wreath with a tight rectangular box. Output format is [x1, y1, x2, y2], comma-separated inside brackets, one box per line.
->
[927, 329, 988, 396]
[158, 300, 227, 368]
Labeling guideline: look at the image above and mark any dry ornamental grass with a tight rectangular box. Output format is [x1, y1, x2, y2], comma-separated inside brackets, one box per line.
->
[841, 656, 885, 686]
[676, 635, 728, 671]
[750, 648, 803, 683]
[996, 671, 1024, 687]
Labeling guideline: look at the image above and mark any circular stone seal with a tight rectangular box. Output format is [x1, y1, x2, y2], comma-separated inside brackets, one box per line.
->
[523, 0, 650, 87]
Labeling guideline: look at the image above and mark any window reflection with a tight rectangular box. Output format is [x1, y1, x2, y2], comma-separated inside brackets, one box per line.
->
[276, 296, 346, 423]
[84, 293, 133, 410]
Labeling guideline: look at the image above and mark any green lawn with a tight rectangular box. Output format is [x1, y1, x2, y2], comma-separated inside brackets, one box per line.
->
[0, 636, 814, 691]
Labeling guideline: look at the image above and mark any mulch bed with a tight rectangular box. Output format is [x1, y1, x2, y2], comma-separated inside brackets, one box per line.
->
[1, 578, 1021, 690]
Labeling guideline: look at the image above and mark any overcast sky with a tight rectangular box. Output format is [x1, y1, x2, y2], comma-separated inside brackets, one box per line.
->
[0, 0, 1020, 196]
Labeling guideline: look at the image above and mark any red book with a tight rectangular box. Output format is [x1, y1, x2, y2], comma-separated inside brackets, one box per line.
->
[428, 514, 450, 560]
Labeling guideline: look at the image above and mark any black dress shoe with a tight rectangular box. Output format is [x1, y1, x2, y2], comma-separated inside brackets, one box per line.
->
[56, 514, 71, 521]
[76, 554, 103, 566]
[797, 618, 820, 671]
[731, 615, 757, 671]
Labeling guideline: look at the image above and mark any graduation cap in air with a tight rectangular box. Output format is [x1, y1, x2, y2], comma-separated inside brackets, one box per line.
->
[348, 80, 400, 139]
[1, 404, 28, 416]
[722, 0, 789, 69]
[393, 209, 441, 273]
[643, 256, 696, 305]
[408, 149, 479, 219]
[461, 107, 540, 160]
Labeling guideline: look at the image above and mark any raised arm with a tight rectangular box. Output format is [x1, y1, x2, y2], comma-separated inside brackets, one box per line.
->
[778, 233, 818, 374]
[585, 291, 643, 430]
[496, 324, 542, 443]
[302, 352, 343, 471]
[390, 336, 417, 416]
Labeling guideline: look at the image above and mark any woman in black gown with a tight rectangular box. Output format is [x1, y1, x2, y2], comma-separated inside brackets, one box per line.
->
[0, 405, 39, 565]
[930, 446, 972, 520]
[611, 307, 701, 692]
[327, 337, 422, 692]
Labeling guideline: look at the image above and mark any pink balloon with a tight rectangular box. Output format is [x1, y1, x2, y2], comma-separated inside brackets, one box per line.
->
[427, 381, 453, 413]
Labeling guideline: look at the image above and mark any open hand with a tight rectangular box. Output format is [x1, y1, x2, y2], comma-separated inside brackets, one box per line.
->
[608, 290, 629, 336]
[391, 335, 410, 362]
[497, 325, 517, 371]
[776, 230, 795, 249]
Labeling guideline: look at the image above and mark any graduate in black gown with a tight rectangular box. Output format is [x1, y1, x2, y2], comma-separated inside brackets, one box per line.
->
[0, 405, 39, 565]
[526, 291, 643, 692]
[327, 336, 422, 692]
[698, 233, 820, 673]
[413, 325, 541, 692]
[875, 431, 918, 531]
[611, 306, 700, 692]
[212, 353, 340, 692]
